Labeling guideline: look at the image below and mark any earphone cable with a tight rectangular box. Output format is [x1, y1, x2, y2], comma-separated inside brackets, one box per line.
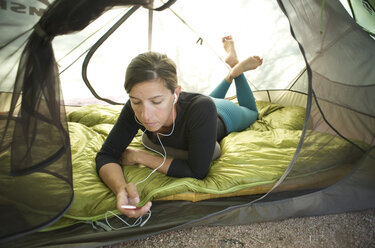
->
[104, 97, 176, 230]
[134, 99, 176, 186]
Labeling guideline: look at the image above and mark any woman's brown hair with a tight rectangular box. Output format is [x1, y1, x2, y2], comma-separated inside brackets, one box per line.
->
[124, 51, 178, 93]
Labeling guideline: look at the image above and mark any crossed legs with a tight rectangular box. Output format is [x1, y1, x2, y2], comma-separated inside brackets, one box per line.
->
[209, 36, 263, 133]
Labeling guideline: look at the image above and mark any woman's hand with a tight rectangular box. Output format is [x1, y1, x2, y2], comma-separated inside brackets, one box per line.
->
[121, 147, 172, 174]
[120, 148, 140, 166]
[116, 182, 152, 218]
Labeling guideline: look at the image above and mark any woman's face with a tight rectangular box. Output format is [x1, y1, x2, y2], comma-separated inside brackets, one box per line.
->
[129, 79, 178, 132]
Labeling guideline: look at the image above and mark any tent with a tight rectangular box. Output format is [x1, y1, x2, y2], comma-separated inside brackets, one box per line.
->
[1, 0, 374, 247]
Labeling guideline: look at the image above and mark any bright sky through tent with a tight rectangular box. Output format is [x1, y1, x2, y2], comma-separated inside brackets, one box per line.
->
[53, 0, 307, 105]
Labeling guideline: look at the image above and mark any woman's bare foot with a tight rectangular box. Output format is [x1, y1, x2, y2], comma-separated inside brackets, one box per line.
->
[230, 56, 263, 79]
[222, 36, 239, 68]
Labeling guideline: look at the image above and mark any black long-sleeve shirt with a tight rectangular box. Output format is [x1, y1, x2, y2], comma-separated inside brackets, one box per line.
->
[96, 92, 227, 179]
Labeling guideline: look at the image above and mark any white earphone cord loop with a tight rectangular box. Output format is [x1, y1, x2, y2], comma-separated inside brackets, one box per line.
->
[135, 96, 176, 185]
[105, 95, 176, 230]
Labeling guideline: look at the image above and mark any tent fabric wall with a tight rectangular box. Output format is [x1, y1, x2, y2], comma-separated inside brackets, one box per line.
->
[0, 0, 374, 247]
[285, 0, 375, 144]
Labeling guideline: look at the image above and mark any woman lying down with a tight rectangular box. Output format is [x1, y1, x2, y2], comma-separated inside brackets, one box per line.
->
[96, 36, 263, 218]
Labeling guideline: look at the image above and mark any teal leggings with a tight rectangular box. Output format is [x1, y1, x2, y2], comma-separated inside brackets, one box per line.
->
[209, 73, 258, 133]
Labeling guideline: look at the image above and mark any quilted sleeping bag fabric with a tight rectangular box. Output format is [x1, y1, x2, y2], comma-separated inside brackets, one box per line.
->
[39, 101, 357, 231]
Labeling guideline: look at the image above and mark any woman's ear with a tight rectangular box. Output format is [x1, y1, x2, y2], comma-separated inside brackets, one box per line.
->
[174, 86, 182, 99]
[173, 86, 182, 104]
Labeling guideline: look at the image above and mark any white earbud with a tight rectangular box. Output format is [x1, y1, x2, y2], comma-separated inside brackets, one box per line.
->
[173, 93, 178, 104]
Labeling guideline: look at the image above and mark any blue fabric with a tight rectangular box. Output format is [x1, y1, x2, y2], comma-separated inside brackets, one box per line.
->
[209, 73, 258, 133]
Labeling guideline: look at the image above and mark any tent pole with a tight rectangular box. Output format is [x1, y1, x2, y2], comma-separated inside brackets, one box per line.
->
[148, 1, 154, 51]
